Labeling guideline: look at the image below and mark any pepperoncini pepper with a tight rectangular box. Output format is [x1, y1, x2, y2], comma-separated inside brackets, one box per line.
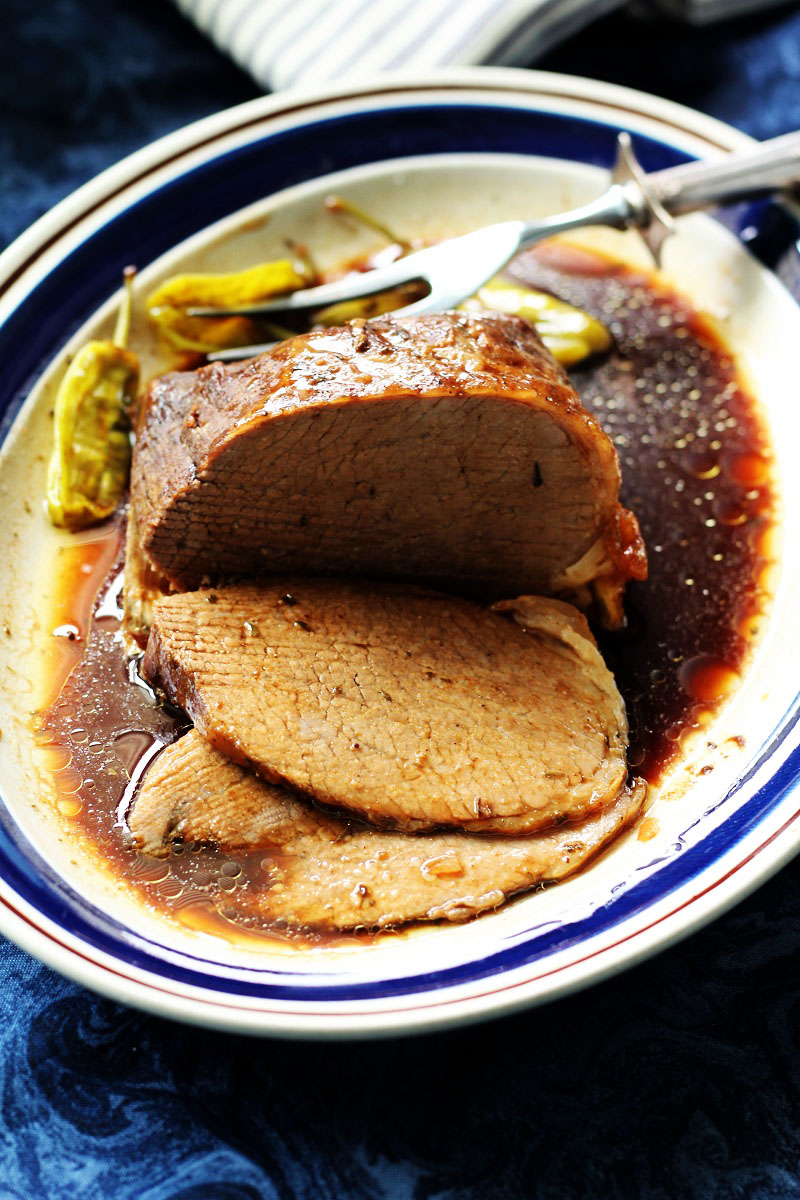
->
[463, 277, 612, 366]
[145, 259, 308, 352]
[313, 285, 426, 328]
[47, 268, 139, 531]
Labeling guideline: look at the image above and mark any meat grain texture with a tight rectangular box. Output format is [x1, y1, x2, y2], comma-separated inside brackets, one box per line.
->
[130, 313, 645, 621]
[142, 581, 630, 835]
[130, 730, 646, 930]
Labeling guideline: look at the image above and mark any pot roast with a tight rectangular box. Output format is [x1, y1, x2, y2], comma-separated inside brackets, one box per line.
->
[130, 312, 645, 623]
[129, 730, 646, 930]
[142, 581, 630, 835]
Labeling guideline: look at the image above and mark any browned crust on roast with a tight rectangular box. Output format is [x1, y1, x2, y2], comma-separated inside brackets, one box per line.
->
[129, 729, 647, 931]
[142, 579, 629, 836]
[130, 313, 645, 610]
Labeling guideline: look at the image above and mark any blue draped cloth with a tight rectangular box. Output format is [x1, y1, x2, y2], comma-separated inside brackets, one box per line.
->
[2, 1, 800, 1194]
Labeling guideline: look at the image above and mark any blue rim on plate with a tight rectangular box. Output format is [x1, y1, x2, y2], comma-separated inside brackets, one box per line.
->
[0, 71, 798, 1036]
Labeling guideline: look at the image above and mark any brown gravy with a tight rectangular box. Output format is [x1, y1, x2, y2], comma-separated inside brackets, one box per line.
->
[513, 245, 775, 778]
[34, 244, 777, 941]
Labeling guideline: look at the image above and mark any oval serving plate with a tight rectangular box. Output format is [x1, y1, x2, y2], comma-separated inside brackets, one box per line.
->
[0, 69, 799, 1039]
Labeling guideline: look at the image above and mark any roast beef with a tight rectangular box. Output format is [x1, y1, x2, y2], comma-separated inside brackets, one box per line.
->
[142, 580, 629, 835]
[130, 313, 645, 622]
[130, 730, 645, 930]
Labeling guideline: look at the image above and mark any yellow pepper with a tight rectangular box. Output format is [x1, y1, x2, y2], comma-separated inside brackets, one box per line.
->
[146, 260, 307, 352]
[313, 285, 424, 328]
[47, 270, 139, 531]
[463, 277, 612, 366]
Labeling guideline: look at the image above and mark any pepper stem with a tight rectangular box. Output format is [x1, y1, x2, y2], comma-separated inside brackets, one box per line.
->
[324, 195, 410, 253]
[113, 265, 137, 348]
[285, 239, 320, 286]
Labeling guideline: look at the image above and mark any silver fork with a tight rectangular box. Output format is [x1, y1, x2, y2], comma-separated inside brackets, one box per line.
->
[194, 131, 800, 363]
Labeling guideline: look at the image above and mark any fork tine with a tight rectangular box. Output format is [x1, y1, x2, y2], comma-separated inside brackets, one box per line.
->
[188, 225, 522, 320]
[188, 249, 432, 318]
[179, 135, 800, 326]
[206, 287, 451, 359]
[205, 289, 435, 362]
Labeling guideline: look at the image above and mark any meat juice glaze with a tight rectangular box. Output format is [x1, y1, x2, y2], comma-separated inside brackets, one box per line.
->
[35, 244, 777, 942]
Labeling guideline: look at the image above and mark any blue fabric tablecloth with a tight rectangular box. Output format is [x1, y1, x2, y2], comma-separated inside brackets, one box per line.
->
[2, 2, 800, 1196]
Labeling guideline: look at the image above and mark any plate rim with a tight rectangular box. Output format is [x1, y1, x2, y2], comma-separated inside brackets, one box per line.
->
[1, 65, 797, 1039]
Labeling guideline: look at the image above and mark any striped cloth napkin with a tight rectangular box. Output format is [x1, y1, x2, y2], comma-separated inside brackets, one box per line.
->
[175, 0, 789, 91]
[174, 0, 627, 91]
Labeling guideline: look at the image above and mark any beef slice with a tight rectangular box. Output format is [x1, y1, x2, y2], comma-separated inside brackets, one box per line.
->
[129, 729, 646, 931]
[143, 580, 629, 835]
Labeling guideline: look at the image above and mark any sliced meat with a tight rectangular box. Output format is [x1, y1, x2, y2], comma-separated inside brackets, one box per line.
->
[143, 580, 629, 835]
[130, 312, 645, 621]
[130, 730, 646, 930]
[131, 729, 299, 854]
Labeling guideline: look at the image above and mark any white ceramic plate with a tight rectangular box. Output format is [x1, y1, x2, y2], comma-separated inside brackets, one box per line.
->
[0, 68, 798, 1038]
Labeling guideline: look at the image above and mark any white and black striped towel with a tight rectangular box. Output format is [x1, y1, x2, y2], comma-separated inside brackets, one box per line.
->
[172, 0, 623, 91]
[175, 0, 789, 92]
